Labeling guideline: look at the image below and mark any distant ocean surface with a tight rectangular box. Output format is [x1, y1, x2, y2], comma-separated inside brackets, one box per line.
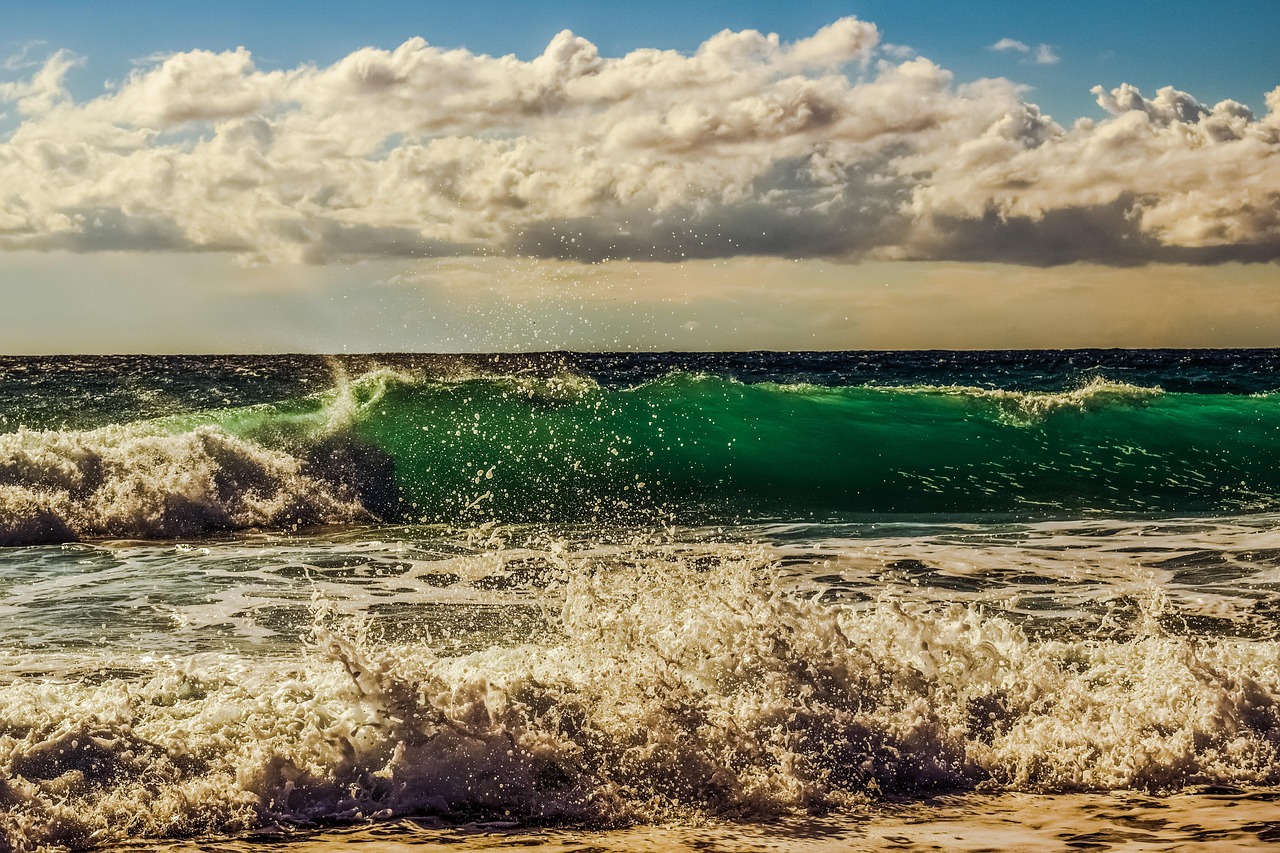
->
[4, 350, 1280, 851]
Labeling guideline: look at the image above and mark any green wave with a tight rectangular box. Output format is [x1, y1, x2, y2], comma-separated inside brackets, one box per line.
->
[176, 370, 1279, 522]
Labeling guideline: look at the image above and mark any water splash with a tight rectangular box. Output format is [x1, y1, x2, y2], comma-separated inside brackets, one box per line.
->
[1, 547, 1279, 850]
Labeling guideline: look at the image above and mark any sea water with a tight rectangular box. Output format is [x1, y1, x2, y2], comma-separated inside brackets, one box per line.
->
[2, 351, 1280, 851]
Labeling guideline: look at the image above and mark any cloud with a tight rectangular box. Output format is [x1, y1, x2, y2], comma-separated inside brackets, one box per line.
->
[1034, 44, 1060, 65]
[0, 48, 80, 115]
[2, 40, 48, 72]
[991, 38, 1060, 65]
[991, 38, 1031, 54]
[0, 19, 1275, 266]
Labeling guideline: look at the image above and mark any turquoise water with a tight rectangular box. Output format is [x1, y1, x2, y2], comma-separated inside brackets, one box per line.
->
[300, 371, 1280, 518]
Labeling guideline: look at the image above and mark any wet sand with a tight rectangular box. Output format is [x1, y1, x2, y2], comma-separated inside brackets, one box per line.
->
[135, 790, 1280, 852]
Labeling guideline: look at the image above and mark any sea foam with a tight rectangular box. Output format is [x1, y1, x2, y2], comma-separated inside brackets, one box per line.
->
[0, 425, 366, 544]
[934, 377, 1163, 425]
[1, 548, 1278, 850]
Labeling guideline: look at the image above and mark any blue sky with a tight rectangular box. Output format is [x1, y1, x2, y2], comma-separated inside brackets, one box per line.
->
[0, 1, 1276, 352]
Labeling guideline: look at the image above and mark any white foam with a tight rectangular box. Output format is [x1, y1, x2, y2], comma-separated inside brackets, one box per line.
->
[941, 377, 1163, 425]
[0, 424, 366, 544]
[1, 548, 1278, 849]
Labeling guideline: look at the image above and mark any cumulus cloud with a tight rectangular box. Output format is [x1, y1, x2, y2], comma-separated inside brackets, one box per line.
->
[0, 48, 80, 116]
[0, 21, 1275, 266]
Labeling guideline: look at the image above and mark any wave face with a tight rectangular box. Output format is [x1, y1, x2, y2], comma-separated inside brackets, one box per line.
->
[344, 372, 1280, 521]
[4, 355, 1280, 542]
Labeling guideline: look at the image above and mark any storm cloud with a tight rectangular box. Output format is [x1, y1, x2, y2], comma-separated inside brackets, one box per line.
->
[0, 18, 1276, 265]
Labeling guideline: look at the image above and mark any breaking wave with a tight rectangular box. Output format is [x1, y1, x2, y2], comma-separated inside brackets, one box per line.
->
[929, 377, 1163, 425]
[0, 426, 368, 545]
[1, 369, 1278, 544]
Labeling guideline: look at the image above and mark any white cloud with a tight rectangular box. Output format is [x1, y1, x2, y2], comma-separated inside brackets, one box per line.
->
[991, 38, 1059, 66]
[0, 48, 80, 116]
[2, 40, 48, 72]
[991, 38, 1031, 54]
[1034, 44, 1060, 65]
[0, 20, 1274, 267]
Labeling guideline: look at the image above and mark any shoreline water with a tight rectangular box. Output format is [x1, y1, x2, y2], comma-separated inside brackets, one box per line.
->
[129, 790, 1280, 852]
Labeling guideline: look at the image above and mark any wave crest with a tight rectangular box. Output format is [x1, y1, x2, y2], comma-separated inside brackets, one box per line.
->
[940, 377, 1163, 425]
[0, 425, 368, 544]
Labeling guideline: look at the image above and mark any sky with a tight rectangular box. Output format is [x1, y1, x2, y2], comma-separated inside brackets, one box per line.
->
[0, 0, 1277, 353]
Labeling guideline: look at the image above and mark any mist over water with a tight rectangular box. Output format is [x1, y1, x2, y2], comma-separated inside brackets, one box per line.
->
[2, 351, 1280, 851]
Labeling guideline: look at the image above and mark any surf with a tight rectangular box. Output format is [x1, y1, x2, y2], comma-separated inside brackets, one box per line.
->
[2, 367, 1279, 543]
[2, 548, 1279, 851]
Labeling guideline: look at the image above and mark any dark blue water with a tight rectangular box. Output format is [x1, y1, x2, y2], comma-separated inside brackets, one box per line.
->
[3, 349, 1278, 432]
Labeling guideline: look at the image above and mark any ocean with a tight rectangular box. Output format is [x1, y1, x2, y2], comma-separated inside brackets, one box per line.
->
[3, 350, 1280, 852]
